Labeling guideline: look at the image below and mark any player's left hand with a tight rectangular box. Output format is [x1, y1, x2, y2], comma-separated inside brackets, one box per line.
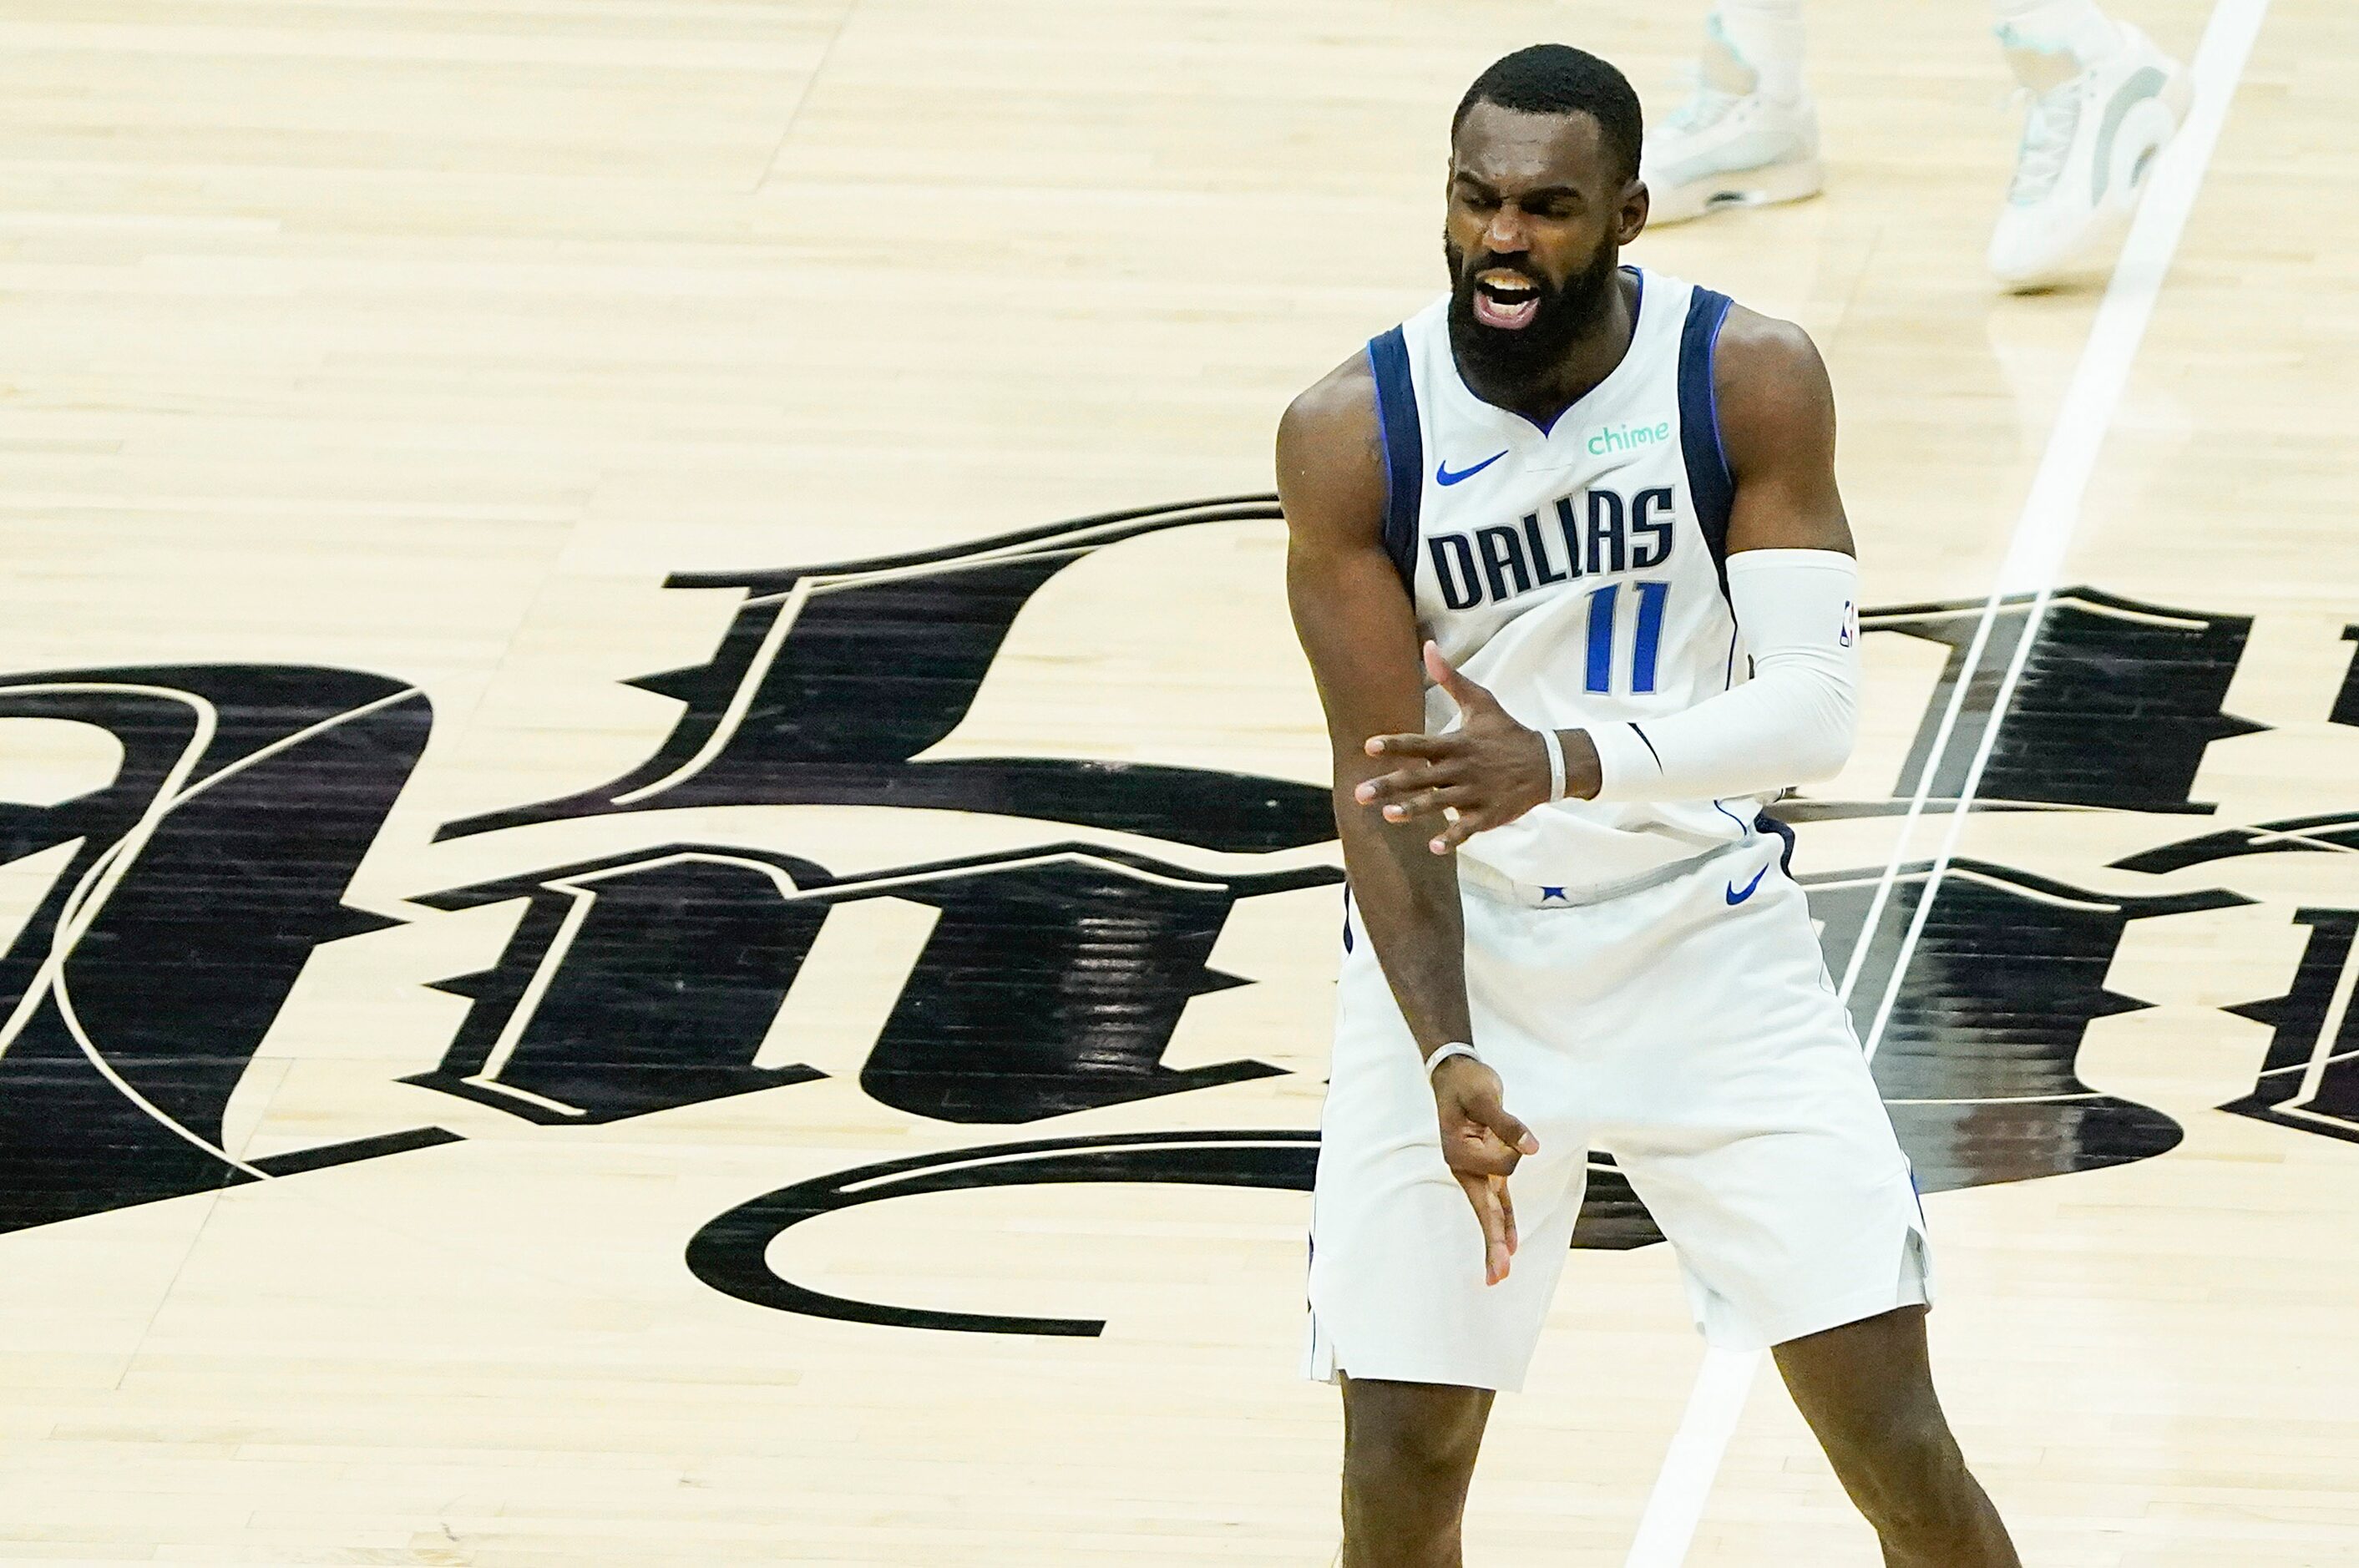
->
[1356, 642, 1592, 854]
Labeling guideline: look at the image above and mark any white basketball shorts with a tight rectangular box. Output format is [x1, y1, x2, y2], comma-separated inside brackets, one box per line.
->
[1304, 835, 1930, 1393]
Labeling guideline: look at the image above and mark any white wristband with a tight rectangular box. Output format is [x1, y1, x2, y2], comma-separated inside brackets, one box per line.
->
[1538, 726, 1567, 802]
[1425, 1041, 1480, 1080]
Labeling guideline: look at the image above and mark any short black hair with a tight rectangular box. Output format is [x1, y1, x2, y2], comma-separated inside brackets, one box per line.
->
[1452, 44, 1643, 186]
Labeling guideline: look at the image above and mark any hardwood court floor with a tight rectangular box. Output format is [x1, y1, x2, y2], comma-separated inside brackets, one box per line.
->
[0, 0, 2353, 1563]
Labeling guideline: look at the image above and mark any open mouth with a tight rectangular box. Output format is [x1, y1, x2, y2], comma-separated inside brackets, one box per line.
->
[1472, 268, 1542, 330]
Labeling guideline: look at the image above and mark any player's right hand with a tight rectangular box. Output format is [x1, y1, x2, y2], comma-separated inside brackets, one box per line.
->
[1430, 1054, 1539, 1286]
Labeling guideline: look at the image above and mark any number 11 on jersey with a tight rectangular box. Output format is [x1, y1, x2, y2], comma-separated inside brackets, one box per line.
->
[1583, 581, 1671, 695]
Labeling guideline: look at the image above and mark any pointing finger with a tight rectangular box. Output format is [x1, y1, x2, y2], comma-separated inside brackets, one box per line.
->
[1359, 764, 1464, 806]
[1364, 731, 1454, 761]
[1458, 1172, 1512, 1286]
[1381, 784, 1478, 823]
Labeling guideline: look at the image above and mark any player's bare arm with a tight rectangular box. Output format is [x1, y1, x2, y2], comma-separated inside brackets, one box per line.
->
[1278, 356, 1537, 1286]
[1712, 305, 1855, 559]
[1354, 307, 1855, 847]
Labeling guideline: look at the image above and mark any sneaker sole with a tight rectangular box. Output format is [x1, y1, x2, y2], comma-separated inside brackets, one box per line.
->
[1647, 155, 1825, 226]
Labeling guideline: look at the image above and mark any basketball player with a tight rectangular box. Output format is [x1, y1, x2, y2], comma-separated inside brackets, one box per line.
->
[1646, 0, 2192, 289]
[1278, 45, 2022, 1567]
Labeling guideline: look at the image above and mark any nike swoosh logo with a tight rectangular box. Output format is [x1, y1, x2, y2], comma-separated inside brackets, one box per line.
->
[1724, 866, 1768, 906]
[1435, 451, 1507, 486]
[2091, 66, 2169, 205]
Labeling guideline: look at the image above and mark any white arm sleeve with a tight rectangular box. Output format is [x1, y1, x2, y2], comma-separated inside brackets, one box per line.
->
[1584, 549, 1860, 803]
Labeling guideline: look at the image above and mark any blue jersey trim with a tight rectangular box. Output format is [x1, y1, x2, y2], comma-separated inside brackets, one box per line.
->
[1366, 328, 1423, 592]
[1755, 809, 1797, 876]
[1678, 287, 1738, 594]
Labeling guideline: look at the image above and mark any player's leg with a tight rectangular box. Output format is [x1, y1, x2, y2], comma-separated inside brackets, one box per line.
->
[1596, 852, 2018, 1562]
[1309, 893, 1592, 1563]
[1338, 1377, 1495, 1568]
[1987, 0, 2194, 288]
[1773, 1305, 2022, 1567]
[1642, 0, 1823, 225]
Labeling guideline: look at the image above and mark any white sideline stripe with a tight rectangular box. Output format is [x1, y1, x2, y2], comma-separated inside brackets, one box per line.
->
[1620, 4, 2273, 1562]
[1621, 1348, 1760, 1564]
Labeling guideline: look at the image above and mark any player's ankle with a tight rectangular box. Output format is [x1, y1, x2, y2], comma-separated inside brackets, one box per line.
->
[1993, 0, 2127, 84]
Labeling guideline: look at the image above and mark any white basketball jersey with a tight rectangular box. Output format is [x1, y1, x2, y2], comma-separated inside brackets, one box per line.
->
[1368, 266, 1767, 896]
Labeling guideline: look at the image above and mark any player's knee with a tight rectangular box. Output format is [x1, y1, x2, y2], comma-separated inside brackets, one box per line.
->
[1823, 1404, 1976, 1541]
[1340, 1431, 1474, 1567]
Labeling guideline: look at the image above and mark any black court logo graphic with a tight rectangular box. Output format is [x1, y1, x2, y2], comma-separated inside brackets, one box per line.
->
[0, 668, 449, 1232]
[2, 498, 2356, 1337]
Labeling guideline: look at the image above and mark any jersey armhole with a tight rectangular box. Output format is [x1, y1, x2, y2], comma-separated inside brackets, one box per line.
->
[1365, 327, 1423, 593]
[1678, 289, 1737, 594]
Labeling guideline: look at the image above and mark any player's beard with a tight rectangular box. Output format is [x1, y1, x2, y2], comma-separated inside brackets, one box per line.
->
[1444, 235, 1622, 396]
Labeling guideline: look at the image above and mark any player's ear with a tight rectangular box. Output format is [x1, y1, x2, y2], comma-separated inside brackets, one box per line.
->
[1618, 177, 1650, 244]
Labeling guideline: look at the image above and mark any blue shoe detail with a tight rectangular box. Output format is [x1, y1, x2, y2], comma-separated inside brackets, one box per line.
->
[1435, 451, 1507, 486]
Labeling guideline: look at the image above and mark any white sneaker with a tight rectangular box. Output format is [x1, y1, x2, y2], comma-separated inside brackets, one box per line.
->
[1987, 23, 2194, 291]
[1643, 77, 1824, 226]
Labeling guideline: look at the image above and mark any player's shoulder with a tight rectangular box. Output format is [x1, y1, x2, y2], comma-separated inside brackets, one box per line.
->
[1279, 349, 1379, 453]
[1709, 301, 1837, 469]
[1712, 302, 1832, 400]
[1275, 349, 1386, 544]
